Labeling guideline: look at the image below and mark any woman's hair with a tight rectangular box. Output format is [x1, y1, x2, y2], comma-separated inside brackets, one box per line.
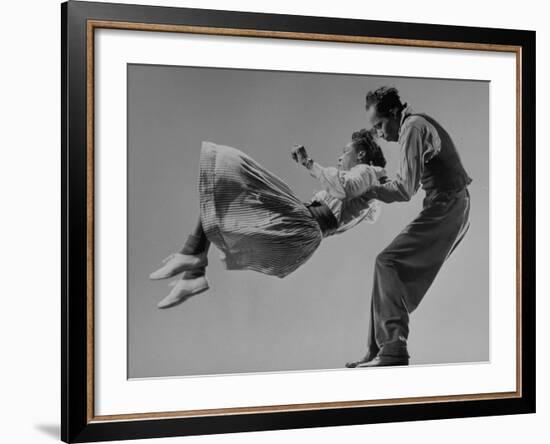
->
[365, 86, 405, 118]
[351, 129, 386, 168]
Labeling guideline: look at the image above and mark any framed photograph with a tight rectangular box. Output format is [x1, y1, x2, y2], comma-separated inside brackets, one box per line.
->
[61, 1, 535, 442]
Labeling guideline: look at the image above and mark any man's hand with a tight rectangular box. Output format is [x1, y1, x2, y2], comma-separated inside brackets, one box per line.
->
[290, 145, 310, 166]
[362, 187, 378, 200]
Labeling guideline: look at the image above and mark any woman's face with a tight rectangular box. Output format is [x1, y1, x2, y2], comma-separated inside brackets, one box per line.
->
[338, 142, 364, 171]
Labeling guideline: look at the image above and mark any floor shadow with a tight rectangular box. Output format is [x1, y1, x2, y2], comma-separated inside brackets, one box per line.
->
[35, 424, 60, 440]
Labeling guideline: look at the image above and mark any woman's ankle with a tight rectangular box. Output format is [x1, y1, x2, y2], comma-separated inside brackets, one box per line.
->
[182, 267, 206, 279]
[179, 234, 209, 255]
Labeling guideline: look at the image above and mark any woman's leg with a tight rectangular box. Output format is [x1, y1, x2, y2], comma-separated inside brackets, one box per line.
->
[177, 218, 210, 279]
[156, 218, 211, 308]
[178, 218, 210, 256]
[149, 217, 210, 280]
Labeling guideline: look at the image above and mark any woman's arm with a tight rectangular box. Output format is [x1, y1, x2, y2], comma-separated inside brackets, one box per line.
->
[290, 145, 380, 200]
[309, 163, 378, 200]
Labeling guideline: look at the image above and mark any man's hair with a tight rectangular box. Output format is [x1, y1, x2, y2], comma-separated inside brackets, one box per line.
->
[351, 129, 386, 168]
[365, 86, 404, 118]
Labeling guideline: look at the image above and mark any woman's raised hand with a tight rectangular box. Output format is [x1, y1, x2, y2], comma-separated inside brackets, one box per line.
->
[291, 145, 309, 166]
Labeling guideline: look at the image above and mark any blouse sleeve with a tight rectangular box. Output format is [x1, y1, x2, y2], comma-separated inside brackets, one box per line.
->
[308, 163, 378, 200]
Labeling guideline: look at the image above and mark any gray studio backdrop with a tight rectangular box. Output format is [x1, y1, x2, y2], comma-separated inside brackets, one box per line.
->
[127, 64, 489, 378]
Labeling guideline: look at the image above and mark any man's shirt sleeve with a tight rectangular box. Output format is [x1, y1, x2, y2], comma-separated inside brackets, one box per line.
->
[371, 126, 424, 203]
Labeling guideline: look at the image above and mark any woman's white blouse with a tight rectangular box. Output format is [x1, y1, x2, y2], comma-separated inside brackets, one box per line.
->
[308, 162, 386, 234]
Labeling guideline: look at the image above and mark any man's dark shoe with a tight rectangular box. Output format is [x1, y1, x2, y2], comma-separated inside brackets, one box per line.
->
[357, 355, 409, 367]
[345, 350, 378, 368]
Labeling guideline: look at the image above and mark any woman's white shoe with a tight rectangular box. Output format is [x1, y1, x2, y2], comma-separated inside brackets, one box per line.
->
[149, 253, 207, 280]
[157, 276, 210, 309]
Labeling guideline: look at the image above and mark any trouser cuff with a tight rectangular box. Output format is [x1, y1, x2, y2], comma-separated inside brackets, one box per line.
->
[379, 340, 410, 358]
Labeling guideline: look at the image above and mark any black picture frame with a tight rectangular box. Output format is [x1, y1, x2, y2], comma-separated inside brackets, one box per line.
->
[61, 1, 536, 442]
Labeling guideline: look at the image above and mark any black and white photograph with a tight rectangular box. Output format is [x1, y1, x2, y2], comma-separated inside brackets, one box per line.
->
[127, 65, 489, 378]
[2, 0, 544, 443]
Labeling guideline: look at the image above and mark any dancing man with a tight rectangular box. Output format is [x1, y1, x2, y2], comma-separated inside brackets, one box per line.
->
[346, 87, 472, 368]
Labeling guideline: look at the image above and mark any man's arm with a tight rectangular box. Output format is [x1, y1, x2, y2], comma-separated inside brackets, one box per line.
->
[370, 126, 424, 203]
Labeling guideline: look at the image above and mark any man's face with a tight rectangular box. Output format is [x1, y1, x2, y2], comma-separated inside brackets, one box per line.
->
[366, 105, 400, 142]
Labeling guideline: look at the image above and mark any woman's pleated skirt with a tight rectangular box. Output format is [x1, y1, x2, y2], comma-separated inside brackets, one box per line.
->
[199, 141, 323, 278]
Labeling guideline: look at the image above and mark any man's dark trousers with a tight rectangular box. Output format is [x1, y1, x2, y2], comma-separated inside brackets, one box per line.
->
[366, 188, 471, 359]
